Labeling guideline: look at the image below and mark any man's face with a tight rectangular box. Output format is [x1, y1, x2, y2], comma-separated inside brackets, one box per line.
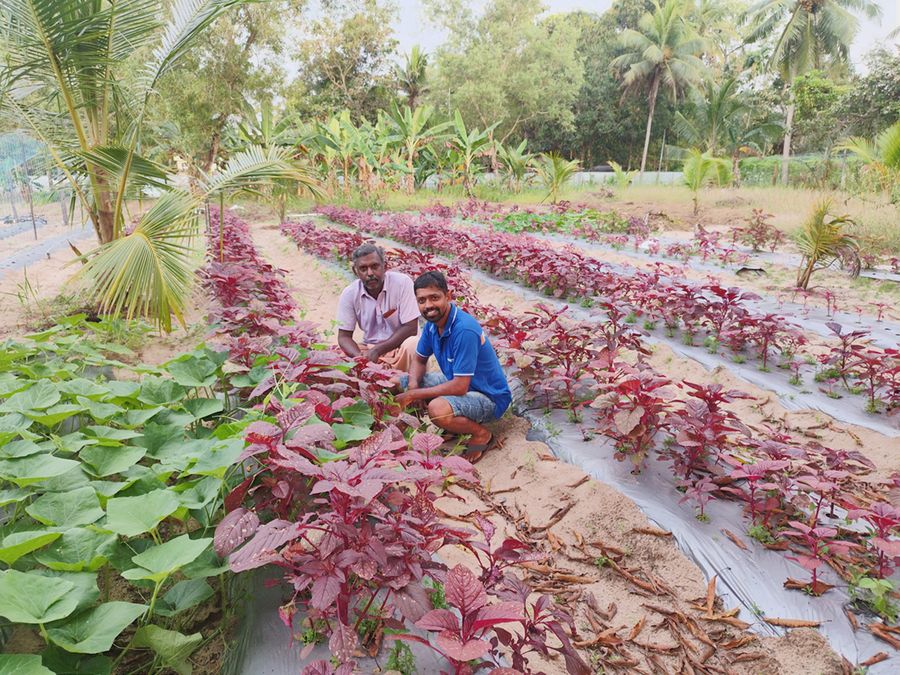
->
[353, 252, 385, 294]
[416, 285, 450, 323]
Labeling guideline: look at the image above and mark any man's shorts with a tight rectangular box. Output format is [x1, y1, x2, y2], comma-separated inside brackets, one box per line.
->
[398, 372, 497, 425]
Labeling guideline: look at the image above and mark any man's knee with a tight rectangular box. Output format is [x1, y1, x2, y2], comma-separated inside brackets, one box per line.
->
[427, 397, 454, 424]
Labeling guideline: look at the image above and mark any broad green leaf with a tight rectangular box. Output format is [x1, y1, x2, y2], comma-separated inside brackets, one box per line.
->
[47, 602, 146, 654]
[138, 378, 186, 406]
[175, 476, 220, 510]
[121, 535, 212, 583]
[337, 400, 375, 428]
[40, 648, 112, 675]
[332, 424, 371, 448]
[26, 487, 104, 527]
[58, 378, 110, 401]
[132, 625, 202, 675]
[105, 489, 180, 537]
[1, 439, 44, 459]
[182, 398, 223, 420]
[121, 406, 165, 427]
[0, 381, 61, 412]
[0, 373, 27, 397]
[89, 480, 134, 499]
[78, 398, 122, 421]
[137, 422, 185, 455]
[105, 381, 140, 400]
[0, 413, 33, 444]
[34, 528, 118, 572]
[0, 454, 81, 487]
[52, 433, 97, 454]
[80, 445, 147, 478]
[166, 356, 218, 389]
[180, 548, 229, 579]
[146, 438, 209, 472]
[0, 487, 30, 507]
[0, 531, 62, 566]
[25, 404, 86, 427]
[155, 579, 214, 617]
[0, 570, 78, 624]
[187, 439, 243, 478]
[40, 571, 99, 614]
[83, 426, 142, 446]
[0, 654, 54, 675]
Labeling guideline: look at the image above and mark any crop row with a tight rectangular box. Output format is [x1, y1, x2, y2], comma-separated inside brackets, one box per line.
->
[323, 206, 900, 416]
[303, 209, 900, 626]
[207, 208, 590, 674]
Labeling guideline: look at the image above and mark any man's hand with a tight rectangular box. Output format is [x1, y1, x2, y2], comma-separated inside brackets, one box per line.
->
[395, 391, 417, 408]
[365, 344, 384, 362]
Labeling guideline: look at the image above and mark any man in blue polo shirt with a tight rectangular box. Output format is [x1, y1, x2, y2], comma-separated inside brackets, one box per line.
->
[395, 271, 511, 462]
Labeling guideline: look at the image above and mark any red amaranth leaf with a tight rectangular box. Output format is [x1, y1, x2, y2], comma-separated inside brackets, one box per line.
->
[436, 632, 490, 662]
[228, 519, 301, 572]
[329, 621, 358, 663]
[445, 564, 487, 616]
[214, 507, 259, 557]
[416, 609, 461, 632]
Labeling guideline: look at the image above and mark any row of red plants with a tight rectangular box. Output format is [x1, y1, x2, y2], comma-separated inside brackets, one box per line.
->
[322, 206, 900, 416]
[203, 207, 590, 674]
[303, 209, 900, 609]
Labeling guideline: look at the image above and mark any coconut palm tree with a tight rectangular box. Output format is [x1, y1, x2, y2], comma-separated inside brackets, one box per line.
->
[0, 0, 319, 330]
[536, 153, 580, 204]
[744, 0, 881, 185]
[672, 78, 746, 155]
[611, 0, 705, 176]
[795, 199, 859, 289]
[394, 45, 429, 109]
[682, 148, 731, 215]
[497, 139, 533, 192]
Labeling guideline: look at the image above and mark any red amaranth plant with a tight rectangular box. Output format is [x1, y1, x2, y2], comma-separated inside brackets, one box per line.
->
[666, 382, 752, 478]
[783, 521, 858, 596]
[848, 502, 900, 579]
[591, 365, 672, 472]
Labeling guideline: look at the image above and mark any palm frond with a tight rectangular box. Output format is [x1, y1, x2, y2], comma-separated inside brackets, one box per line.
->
[76, 190, 201, 331]
[202, 144, 322, 199]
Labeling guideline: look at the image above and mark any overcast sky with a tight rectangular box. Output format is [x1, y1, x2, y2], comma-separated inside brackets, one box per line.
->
[390, 0, 899, 72]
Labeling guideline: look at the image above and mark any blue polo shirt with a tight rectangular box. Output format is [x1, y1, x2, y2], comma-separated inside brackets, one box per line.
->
[416, 304, 512, 418]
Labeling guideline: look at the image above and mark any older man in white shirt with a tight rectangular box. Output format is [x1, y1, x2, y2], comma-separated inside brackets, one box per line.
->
[336, 243, 420, 370]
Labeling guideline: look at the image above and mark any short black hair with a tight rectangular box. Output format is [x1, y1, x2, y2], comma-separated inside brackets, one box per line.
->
[414, 270, 449, 293]
[351, 243, 384, 264]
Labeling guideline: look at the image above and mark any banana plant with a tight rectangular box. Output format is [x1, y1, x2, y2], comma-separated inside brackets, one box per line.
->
[497, 139, 534, 192]
[448, 111, 498, 197]
[383, 103, 450, 194]
[535, 152, 580, 204]
[682, 148, 730, 215]
[795, 200, 860, 290]
[837, 120, 900, 194]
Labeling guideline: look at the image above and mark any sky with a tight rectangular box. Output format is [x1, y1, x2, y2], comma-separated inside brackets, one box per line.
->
[390, 0, 899, 72]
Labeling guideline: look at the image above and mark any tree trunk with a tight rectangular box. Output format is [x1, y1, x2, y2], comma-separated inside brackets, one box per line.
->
[206, 130, 221, 173]
[780, 101, 795, 186]
[639, 75, 660, 176]
[94, 172, 116, 243]
[732, 154, 742, 188]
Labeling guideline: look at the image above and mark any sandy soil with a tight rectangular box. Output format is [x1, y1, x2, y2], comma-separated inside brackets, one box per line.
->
[249, 221, 847, 674]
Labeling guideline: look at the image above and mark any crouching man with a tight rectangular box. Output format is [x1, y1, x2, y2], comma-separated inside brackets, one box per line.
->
[396, 271, 511, 463]
[336, 243, 420, 370]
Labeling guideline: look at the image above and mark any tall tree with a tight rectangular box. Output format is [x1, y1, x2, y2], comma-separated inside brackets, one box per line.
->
[290, 0, 398, 121]
[152, 1, 303, 171]
[612, 0, 705, 175]
[426, 0, 583, 143]
[744, 0, 881, 184]
[394, 45, 429, 109]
